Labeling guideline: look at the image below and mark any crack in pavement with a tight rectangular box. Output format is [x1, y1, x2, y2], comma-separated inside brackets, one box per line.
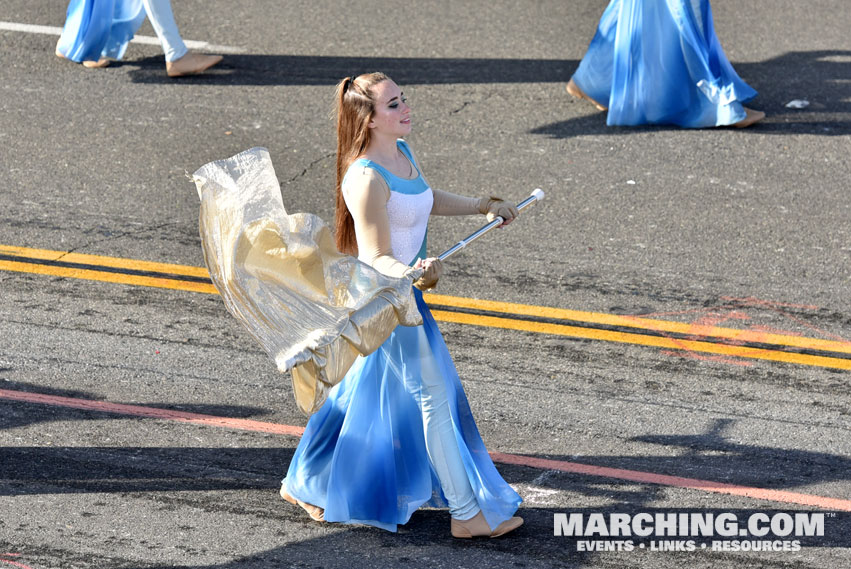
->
[286, 151, 334, 184]
[56, 222, 179, 262]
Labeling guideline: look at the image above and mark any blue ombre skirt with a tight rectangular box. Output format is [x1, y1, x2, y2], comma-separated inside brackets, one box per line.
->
[572, 0, 758, 127]
[56, 0, 146, 62]
[284, 289, 522, 532]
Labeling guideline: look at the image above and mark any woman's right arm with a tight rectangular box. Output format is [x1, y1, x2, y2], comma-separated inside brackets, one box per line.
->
[343, 167, 417, 279]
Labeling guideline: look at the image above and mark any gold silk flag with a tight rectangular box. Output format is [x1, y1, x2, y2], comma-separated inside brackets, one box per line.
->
[194, 148, 422, 415]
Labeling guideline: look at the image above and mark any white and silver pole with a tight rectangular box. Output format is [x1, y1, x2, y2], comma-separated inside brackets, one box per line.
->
[437, 188, 545, 261]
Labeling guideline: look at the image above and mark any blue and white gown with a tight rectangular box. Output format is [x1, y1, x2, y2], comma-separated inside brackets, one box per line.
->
[283, 140, 522, 532]
[56, 0, 147, 62]
[571, 0, 758, 127]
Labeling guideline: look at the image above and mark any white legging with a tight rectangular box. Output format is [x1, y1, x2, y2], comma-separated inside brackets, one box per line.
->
[416, 328, 481, 521]
[141, 0, 188, 61]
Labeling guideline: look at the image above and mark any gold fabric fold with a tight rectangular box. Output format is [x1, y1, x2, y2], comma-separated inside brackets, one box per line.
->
[193, 147, 422, 415]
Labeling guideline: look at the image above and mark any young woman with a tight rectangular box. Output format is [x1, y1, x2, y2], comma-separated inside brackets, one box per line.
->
[55, 0, 221, 76]
[280, 72, 524, 538]
[566, 0, 765, 128]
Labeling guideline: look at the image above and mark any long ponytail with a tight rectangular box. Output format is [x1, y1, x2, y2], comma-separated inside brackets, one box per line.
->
[334, 72, 388, 255]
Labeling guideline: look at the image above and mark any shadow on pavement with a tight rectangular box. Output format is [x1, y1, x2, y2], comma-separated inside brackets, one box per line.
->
[136, 505, 849, 569]
[500, 417, 850, 504]
[121, 50, 851, 138]
[3, 391, 847, 501]
[120, 50, 851, 136]
[0, 446, 293, 497]
[124, 54, 577, 86]
[4, 408, 850, 566]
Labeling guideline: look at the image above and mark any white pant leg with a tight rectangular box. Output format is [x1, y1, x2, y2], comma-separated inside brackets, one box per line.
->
[417, 329, 480, 520]
[141, 0, 188, 61]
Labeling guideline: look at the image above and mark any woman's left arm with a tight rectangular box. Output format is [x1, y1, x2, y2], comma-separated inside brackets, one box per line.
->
[431, 190, 518, 225]
[404, 144, 519, 223]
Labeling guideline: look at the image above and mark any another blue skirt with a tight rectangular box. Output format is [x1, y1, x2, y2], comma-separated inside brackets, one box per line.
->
[284, 289, 522, 532]
[56, 0, 146, 62]
[572, 0, 758, 127]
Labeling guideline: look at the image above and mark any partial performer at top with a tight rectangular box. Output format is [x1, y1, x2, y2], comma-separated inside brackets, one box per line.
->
[567, 0, 765, 128]
[55, 0, 222, 77]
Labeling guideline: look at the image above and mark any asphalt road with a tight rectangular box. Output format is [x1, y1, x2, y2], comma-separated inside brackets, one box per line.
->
[1, 1, 849, 568]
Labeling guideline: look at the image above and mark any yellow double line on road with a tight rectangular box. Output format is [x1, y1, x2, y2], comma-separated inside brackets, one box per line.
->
[0, 244, 215, 294]
[2, 244, 850, 370]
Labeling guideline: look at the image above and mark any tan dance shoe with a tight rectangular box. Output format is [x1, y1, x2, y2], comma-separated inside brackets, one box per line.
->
[733, 107, 765, 128]
[82, 58, 110, 68]
[566, 78, 607, 111]
[54, 41, 69, 61]
[451, 511, 524, 538]
[166, 52, 223, 77]
[56, 43, 109, 68]
[280, 486, 325, 522]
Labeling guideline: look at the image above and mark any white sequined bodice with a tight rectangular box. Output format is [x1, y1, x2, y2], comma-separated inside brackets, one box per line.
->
[384, 189, 433, 265]
[345, 140, 434, 266]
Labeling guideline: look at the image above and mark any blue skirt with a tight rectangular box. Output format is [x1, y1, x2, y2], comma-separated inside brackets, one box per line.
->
[56, 0, 146, 62]
[284, 289, 522, 532]
[572, 0, 758, 127]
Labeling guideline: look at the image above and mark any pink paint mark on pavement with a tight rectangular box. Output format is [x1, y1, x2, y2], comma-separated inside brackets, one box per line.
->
[0, 554, 35, 569]
[0, 389, 304, 437]
[489, 452, 851, 512]
[639, 296, 851, 366]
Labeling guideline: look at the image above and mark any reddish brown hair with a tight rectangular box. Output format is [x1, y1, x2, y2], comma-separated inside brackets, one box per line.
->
[334, 72, 389, 255]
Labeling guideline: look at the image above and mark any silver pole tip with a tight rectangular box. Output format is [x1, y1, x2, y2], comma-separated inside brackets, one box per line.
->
[531, 188, 545, 201]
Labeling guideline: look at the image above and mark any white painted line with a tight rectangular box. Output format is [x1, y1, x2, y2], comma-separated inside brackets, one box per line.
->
[0, 20, 245, 54]
[0, 22, 63, 35]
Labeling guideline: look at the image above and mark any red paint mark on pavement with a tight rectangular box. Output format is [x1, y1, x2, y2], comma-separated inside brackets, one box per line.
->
[0, 554, 35, 569]
[0, 389, 304, 437]
[3, 389, 851, 512]
[489, 452, 851, 513]
[640, 296, 851, 366]
[639, 311, 753, 366]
